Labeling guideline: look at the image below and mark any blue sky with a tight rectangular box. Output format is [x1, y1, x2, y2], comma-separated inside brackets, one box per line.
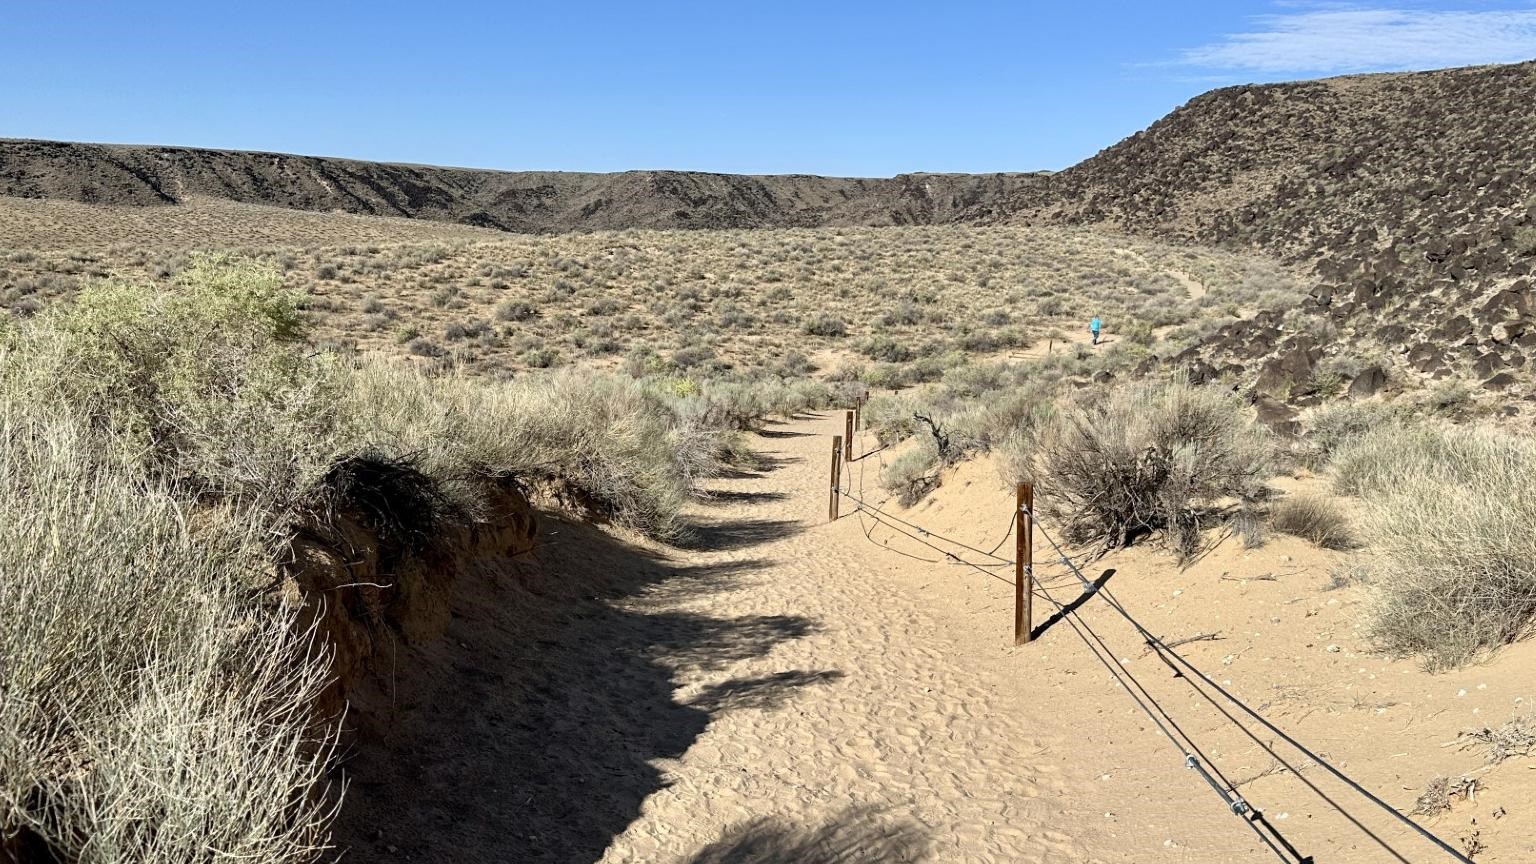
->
[5, 1, 1536, 175]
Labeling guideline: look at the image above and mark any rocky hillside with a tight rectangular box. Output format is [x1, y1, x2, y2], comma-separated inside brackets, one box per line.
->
[0, 139, 1042, 232]
[1008, 61, 1536, 411]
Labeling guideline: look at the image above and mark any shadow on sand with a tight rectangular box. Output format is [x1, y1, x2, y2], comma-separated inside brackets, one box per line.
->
[683, 806, 930, 864]
[332, 498, 832, 862]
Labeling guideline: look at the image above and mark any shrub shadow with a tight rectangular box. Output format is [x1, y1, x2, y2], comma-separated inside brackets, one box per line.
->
[672, 517, 803, 552]
[683, 806, 931, 863]
[332, 513, 829, 864]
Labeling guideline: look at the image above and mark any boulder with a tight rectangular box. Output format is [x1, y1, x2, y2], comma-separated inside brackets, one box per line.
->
[1348, 366, 1388, 398]
[1255, 337, 1322, 397]
[1253, 396, 1301, 436]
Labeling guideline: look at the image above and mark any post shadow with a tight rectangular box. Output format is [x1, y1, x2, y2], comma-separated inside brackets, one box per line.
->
[1029, 568, 1117, 641]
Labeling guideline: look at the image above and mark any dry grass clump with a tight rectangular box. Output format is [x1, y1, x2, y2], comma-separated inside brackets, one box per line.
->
[1005, 378, 1272, 558]
[1463, 713, 1536, 764]
[1305, 400, 1409, 466]
[1336, 424, 1536, 668]
[0, 426, 336, 861]
[1267, 494, 1355, 550]
[1, 258, 808, 859]
[1411, 775, 1479, 817]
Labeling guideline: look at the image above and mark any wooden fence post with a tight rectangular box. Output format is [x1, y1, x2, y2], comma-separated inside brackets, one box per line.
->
[1015, 482, 1034, 645]
[829, 435, 843, 522]
[844, 411, 855, 461]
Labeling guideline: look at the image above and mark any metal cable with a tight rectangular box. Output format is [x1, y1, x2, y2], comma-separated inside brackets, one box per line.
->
[839, 487, 1015, 565]
[1030, 578, 1295, 862]
[1023, 505, 1474, 864]
[845, 495, 1018, 588]
[836, 447, 1290, 859]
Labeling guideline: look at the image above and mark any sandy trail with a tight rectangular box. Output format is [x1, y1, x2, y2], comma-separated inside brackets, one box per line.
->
[335, 411, 1533, 863]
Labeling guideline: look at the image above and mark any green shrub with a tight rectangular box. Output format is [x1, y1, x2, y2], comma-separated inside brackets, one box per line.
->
[802, 313, 847, 337]
[0, 258, 753, 861]
[881, 437, 942, 505]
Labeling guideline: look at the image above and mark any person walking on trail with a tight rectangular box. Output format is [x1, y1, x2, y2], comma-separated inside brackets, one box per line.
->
[1090, 316, 1102, 346]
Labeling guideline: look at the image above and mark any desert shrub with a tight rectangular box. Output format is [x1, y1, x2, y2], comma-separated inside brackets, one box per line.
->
[859, 334, 914, 363]
[522, 347, 559, 368]
[1307, 400, 1408, 465]
[881, 438, 942, 505]
[863, 363, 910, 391]
[1268, 494, 1355, 549]
[878, 302, 924, 328]
[585, 297, 623, 316]
[802, 312, 847, 337]
[967, 379, 1057, 451]
[1339, 424, 1536, 668]
[1007, 378, 1272, 557]
[1, 256, 344, 509]
[860, 393, 923, 446]
[408, 337, 446, 357]
[0, 411, 334, 862]
[495, 299, 537, 321]
[1331, 422, 1512, 499]
[342, 363, 723, 538]
[1513, 225, 1536, 257]
[1120, 320, 1155, 346]
[1422, 379, 1471, 413]
[772, 351, 815, 378]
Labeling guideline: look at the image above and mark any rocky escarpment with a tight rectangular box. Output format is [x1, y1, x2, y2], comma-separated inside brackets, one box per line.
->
[0, 138, 1045, 232]
[1008, 61, 1536, 411]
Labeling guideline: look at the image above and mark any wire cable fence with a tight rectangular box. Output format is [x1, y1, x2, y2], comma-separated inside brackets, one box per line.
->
[825, 419, 1475, 863]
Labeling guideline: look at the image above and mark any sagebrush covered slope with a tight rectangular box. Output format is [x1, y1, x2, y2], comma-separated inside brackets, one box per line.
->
[0, 139, 1042, 232]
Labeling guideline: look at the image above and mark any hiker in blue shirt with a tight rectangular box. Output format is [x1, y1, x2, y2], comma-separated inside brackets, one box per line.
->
[1090, 317, 1102, 346]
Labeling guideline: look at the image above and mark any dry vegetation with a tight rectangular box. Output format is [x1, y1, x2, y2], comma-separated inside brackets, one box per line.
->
[0, 257, 838, 861]
[0, 202, 1300, 379]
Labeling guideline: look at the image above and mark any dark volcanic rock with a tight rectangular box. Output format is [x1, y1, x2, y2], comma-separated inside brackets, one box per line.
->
[1348, 366, 1388, 398]
[1253, 395, 1301, 436]
[0, 138, 1047, 233]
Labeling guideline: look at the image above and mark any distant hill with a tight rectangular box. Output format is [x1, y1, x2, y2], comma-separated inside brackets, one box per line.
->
[1004, 61, 1536, 402]
[0, 139, 1043, 232]
[7, 59, 1536, 402]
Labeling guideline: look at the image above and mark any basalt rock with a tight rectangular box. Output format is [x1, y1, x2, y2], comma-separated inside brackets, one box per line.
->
[1348, 366, 1388, 398]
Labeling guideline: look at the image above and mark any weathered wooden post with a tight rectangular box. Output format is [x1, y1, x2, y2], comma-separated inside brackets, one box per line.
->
[844, 411, 855, 461]
[829, 435, 843, 522]
[1015, 482, 1035, 645]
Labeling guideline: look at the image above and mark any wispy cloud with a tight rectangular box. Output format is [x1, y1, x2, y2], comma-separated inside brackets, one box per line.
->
[1178, 5, 1536, 75]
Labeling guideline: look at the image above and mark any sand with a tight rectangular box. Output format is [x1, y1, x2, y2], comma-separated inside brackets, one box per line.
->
[333, 411, 1536, 863]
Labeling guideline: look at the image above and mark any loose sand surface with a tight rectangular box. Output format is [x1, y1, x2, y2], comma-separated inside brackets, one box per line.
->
[336, 412, 1536, 863]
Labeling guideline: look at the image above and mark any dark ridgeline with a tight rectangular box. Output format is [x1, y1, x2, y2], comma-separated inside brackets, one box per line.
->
[0, 138, 1043, 232]
[6, 60, 1535, 399]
